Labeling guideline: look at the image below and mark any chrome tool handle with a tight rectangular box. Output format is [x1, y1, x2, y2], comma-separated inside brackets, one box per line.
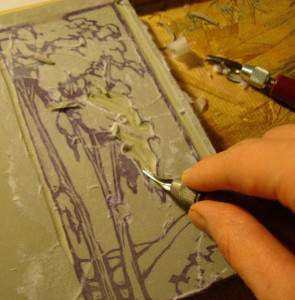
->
[240, 65, 271, 89]
[170, 179, 204, 208]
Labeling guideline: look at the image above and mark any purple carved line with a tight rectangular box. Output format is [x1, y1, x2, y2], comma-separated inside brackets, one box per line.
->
[142, 221, 191, 279]
[125, 222, 152, 300]
[111, 3, 199, 161]
[62, 114, 136, 298]
[52, 17, 158, 298]
[63, 2, 199, 162]
[14, 78, 116, 300]
[169, 238, 218, 294]
[0, 2, 219, 298]
[135, 213, 186, 257]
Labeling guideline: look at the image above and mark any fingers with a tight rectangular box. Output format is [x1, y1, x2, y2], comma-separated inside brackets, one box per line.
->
[263, 124, 295, 140]
[189, 201, 295, 300]
[182, 139, 295, 212]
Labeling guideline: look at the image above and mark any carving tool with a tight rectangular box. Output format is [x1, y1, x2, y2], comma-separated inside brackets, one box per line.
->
[206, 55, 295, 109]
[142, 168, 205, 208]
[142, 168, 295, 252]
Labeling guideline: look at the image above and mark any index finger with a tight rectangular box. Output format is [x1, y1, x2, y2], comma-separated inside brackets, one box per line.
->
[182, 138, 295, 212]
[263, 124, 295, 140]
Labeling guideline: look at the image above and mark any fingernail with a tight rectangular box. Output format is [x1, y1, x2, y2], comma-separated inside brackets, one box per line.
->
[188, 208, 207, 233]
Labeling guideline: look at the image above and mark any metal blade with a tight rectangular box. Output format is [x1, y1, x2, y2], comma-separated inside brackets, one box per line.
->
[206, 55, 242, 74]
[142, 168, 172, 192]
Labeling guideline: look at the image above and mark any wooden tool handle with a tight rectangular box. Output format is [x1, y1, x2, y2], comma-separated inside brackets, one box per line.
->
[269, 74, 295, 108]
[204, 191, 295, 253]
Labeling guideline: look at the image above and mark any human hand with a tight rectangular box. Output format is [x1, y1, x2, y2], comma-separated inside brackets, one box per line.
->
[182, 124, 295, 300]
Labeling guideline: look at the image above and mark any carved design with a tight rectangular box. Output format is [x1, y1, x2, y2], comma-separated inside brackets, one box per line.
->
[0, 2, 221, 299]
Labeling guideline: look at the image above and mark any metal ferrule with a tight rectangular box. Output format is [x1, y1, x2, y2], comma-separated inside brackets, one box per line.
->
[170, 179, 202, 208]
[240, 65, 270, 89]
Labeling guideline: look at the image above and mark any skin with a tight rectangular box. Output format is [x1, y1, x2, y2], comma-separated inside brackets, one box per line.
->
[182, 124, 295, 300]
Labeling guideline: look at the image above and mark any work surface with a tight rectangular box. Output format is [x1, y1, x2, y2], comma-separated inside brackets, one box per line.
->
[137, 0, 295, 299]
[138, 0, 295, 152]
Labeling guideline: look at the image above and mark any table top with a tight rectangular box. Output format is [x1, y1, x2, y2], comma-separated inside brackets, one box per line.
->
[138, 0, 295, 152]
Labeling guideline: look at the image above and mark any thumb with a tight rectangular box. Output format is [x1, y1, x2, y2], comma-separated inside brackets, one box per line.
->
[189, 200, 295, 300]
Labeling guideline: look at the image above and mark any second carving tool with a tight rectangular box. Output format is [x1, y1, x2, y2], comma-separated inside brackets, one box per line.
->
[142, 168, 295, 253]
[206, 55, 295, 109]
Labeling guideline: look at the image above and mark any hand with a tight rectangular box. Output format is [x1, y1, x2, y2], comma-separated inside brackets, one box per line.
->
[182, 124, 295, 300]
